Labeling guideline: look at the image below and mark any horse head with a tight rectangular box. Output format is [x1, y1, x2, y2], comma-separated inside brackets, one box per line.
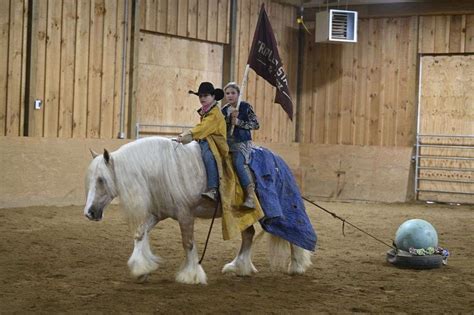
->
[84, 149, 117, 221]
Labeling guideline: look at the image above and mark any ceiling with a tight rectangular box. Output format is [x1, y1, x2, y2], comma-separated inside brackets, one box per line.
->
[302, 0, 430, 7]
[275, 0, 438, 8]
[275, 0, 474, 20]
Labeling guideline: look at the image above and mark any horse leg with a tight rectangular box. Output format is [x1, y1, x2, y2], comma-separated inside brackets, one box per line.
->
[288, 244, 313, 275]
[222, 225, 258, 276]
[266, 234, 313, 274]
[127, 214, 161, 282]
[175, 216, 207, 284]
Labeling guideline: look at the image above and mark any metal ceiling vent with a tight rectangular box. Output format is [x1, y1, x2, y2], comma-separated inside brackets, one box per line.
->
[315, 9, 358, 43]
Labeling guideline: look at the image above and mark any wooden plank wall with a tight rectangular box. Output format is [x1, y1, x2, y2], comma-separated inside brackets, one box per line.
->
[35, 0, 132, 139]
[0, 0, 28, 136]
[2, 1, 474, 144]
[419, 15, 474, 53]
[300, 17, 418, 146]
[136, 33, 223, 134]
[299, 14, 474, 146]
[232, 0, 298, 143]
[139, 0, 230, 44]
[134, 0, 231, 136]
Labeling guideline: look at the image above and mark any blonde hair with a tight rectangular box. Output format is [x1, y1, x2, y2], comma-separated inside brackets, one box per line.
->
[224, 82, 240, 94]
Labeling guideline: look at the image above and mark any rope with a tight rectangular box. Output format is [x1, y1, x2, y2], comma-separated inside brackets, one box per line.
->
[302, 196, 395, 250]
[199, 192, 221, 264]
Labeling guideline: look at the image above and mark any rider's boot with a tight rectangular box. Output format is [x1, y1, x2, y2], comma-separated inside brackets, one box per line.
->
[242, 183, 256, 209]
[201, 188, 218, 202]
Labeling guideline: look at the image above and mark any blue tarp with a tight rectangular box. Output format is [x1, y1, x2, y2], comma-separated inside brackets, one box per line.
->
[249, 147, 317, 251]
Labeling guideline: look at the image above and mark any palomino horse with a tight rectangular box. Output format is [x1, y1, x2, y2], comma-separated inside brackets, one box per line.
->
[84, 136, 312, 284]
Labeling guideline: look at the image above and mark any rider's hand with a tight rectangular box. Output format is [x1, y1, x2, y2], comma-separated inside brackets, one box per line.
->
[231, 111, 238, 125]
[178, 131, 193, 144]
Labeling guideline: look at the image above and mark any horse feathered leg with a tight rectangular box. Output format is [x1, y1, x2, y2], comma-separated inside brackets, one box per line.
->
[288, 244, 313, 275]
[222, 225, 258, 276]
[176, 216, 207, 284]
[127, 215, 161, 282]
[267, 234, 313, 274]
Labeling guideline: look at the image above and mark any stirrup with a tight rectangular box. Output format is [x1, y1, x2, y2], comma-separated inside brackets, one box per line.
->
[201, 188, 218, 202]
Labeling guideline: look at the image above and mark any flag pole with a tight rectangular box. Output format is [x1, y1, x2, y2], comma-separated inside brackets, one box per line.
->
[230, 64, 250, 134]
[237, 64, 250, 110]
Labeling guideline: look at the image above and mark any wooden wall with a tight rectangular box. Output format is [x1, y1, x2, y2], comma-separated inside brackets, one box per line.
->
[135, 0, 298, 143]
[0, 0, 132, 138]
[139, 0, 230, 44]
[134, 0, 230, 136]
[0, 137, 299, 208]
[0, 0, 28, 136]
[28, 0, 132, 139]
[300, 144, 414, 202]
[1, 0, 234, 139]
[1, 1, 473, 144]
[136, 33, 224, 134]
[419, 15, 474, 53]
[300, 17, 418, 146]
[0, 136, 129, 208]
[233, 0, 298, 143]
[299, 13, 474, 146]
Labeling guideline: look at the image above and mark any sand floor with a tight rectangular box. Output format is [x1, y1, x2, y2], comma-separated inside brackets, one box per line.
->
[0, 201, 473, 313]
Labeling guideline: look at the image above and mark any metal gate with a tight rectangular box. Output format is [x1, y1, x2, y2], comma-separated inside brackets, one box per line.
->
[415, 134, 474, 204]
[415, 54, 474, 204]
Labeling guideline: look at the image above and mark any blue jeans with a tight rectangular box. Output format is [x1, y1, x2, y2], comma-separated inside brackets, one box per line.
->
[232, 151, 251, 188]
[199, 141, 219, 189]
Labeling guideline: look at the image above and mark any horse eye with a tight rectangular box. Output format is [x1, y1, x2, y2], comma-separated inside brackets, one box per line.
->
[97, 177, 104, 185]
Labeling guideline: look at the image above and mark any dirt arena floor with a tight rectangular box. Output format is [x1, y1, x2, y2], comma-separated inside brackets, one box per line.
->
[0, 201, 473, 313]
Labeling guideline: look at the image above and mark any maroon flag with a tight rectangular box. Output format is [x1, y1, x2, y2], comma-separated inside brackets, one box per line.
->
[247, 4, 293, 120]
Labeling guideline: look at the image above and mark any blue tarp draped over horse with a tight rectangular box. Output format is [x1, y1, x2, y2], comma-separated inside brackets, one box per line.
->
[249, 147, 317, 252]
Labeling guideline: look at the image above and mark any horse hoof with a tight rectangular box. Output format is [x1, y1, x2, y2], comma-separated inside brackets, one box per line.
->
[222, 261, 258, 276]
[222, 262, 237, 274]
[250, 263, 259, 274]
[176, 264, 207, 285]
[136, 274, 149, 283]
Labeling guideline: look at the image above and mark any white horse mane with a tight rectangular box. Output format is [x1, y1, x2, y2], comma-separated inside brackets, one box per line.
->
[92, 136, 206, 224]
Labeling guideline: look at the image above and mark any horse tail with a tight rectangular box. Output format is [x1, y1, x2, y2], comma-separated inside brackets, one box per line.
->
[267, 234, 313, 274]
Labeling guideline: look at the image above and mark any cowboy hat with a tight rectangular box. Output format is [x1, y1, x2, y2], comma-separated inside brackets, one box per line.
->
[188, 82, 224, 101]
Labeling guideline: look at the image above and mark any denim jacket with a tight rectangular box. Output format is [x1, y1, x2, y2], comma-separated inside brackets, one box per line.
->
[221, 101, 259, 143]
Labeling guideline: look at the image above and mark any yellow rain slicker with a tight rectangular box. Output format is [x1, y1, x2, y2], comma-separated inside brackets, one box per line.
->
[191, 104, 264, 240]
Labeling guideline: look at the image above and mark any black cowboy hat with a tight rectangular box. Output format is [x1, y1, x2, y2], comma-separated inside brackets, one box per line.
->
[188, 82, 224, 101]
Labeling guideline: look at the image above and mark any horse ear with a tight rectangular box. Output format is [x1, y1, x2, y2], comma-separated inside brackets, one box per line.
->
[103, 149, 111, 164]
[89, 149, 99, 159]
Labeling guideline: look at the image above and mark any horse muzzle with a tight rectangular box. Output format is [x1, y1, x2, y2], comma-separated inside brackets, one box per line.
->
[85, 206, 103, 221]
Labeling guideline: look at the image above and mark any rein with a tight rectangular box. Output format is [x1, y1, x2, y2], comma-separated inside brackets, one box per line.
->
[199, 192, 221, 264]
